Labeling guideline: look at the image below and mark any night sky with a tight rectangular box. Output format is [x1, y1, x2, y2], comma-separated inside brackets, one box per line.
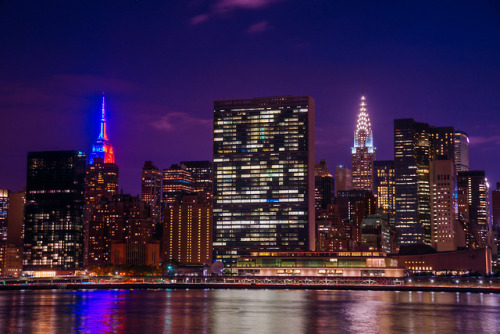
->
[1, 0, 499, 196]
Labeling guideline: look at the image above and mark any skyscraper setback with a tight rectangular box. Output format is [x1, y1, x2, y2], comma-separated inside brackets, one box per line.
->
[351, 96, 375, 192]
[213, 96, 315, 266]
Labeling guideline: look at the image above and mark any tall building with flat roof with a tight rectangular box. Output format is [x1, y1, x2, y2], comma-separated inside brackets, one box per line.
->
[180, 160, 213, 201]
[430, 158, 460, 251]
[351, 96, 375, 192]
[457, 171, 490, 248]
[335, 165, 352, 195]
[373, 160, 395, 219]
[141, 161, 162, 225]
[0, 189, 8, 244]
[24, 150, 86, 271]
[162, 164, 195, 206]
[315, 159, 334, 213]
[213, 96, 315, 266]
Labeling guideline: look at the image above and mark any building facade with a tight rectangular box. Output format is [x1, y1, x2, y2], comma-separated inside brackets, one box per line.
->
[454, 130, 469, 172]
[213, 96, 315, 266]
[24, 151, 86, 271]
[457, 171, 490, 248]
[141, 161, 162, 225]
[163, 195, 212, 265]
[162, 164, 195, 206]
[180, 160, 213, 201]
[430, 158, 460, 251]
[373, 160, 395, 219]
[314, 159, 335, 213]
[351, 96, 375, 192]
[335, 165, 352, 195]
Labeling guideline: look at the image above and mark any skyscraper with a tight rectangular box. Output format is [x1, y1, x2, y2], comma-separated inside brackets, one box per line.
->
[0, 189, 8, 244]
[213, 96, 315, 266]
[85, 95, 119, 268]
[163, 194, 212, 265]
[180, 160, 213, 201]
[454, 130, 470, 172]
[314, 159, 335, 213]
[394, 119, 432, 246]
[352, 96, 375, 192]
[24, 151, 86, 272]
[457, 171, 490, 248]
[162, 164, 195, 206]
[394, 119, 456, 247]
[89, 94, 115, 165]
[430, 158, 459, 251]
[335, 165, 352, 195]
[373, 160, 395, 219]
[141, 161, 162, 225]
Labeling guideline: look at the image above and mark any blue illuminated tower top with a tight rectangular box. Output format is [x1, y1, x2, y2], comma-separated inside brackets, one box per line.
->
[89, 93, 115, 164]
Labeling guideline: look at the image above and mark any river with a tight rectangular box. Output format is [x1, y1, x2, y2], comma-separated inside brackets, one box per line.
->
[0, 289, 498, 333]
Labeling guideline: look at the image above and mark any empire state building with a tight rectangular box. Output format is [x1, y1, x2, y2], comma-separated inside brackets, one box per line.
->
[351, 95, 375, 192]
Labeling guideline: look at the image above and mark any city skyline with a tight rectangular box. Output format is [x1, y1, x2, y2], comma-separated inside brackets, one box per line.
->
[1, 1, 499, 196]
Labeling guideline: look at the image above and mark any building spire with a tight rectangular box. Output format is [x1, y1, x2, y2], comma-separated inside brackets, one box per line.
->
[98, 92, 108, 141]
[354, 95, 373, 149]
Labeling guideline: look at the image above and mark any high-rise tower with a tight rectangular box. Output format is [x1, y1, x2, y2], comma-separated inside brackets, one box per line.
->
[213, 96, 315, 267]
[352, 96, 375, 192]
[89, 94, 115, 165]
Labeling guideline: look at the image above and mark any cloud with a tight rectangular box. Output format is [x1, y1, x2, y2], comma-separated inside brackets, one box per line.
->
[469, 135, 500, 146]
[150, 112, 211, 132]
[247, 21, 270, 34]
[190, 0, 284, 25]
[215, 0, 283, 12]
[190, 13, 210, 25]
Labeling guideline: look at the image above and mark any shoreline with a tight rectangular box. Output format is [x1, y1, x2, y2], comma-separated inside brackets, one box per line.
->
[1, 283, 499, 294]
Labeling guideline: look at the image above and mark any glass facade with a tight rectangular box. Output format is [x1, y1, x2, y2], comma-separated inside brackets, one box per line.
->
[213, 96, 315, 266]
[24, 151, 86, 271]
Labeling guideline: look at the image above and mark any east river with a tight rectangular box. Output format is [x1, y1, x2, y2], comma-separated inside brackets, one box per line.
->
[0, 289, 499, 333]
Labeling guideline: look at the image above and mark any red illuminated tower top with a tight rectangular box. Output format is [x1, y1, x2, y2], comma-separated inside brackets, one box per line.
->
[90, 93, 115, 164]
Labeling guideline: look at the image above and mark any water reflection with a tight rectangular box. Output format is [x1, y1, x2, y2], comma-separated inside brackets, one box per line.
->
[0, 289, 498, 333]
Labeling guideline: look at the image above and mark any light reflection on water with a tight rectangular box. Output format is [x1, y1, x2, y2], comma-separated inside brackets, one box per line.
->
[0, 289, 498, 333]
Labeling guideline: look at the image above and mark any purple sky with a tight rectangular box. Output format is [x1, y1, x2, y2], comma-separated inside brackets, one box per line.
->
[1, 0, 499, 195]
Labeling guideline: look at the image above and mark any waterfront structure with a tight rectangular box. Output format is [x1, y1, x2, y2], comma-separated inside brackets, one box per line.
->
[141, 161, 162, 225]
[457, 171, 490, 248]
[236, 251, 405, 277]
[430, 158, 462, 252]
[180, 160, 213, 201]
[24, 151, 86, 271]
[0, 189, 8, 244]
[336, 190, 377, 244]
[7, 190, 25, 247]
[162, 164, 195, 206]
[454, 130, 470, 172]
[163, 195, 212, 265]
[213, 96, 315, 266]
[314, 159, 335, 213]
[395, 248, 492, 276]
[89, 94, 115, 164]
[373, 160, 395, 219]
[334, 165, 352, 195]
[351, 96, 375, 192]
[394, 119, 456, 247]
[360, 215, 397, 253]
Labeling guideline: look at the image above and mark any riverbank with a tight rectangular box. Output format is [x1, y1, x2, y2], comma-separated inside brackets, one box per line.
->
[1, 282, 499, 294]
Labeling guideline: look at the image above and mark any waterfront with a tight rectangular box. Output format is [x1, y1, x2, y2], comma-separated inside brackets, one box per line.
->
[0, 289, 498, 333]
